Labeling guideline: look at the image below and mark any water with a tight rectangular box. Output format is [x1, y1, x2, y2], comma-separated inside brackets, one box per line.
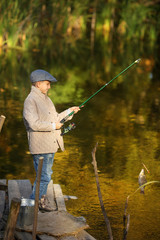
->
[0, 42, 160, 239]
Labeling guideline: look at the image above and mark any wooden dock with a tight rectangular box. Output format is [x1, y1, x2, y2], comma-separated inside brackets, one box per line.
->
[0, 179, 96, 240]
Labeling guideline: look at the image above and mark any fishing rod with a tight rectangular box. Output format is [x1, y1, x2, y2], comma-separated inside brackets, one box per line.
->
[61, 58, 141, 135]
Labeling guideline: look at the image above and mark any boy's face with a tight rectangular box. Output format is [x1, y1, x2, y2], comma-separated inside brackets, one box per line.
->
[37, 80, 51, 94]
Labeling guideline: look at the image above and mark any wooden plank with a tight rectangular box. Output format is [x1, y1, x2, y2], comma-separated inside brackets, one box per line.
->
[46, 180, 57, 210]
[0, 231, 4, 239]
[15, 231, 33, 240]
[37, 234, 57, 240]
[8, 180, 21, 208]
[8, 180, 32, 208]
[17, 211, 89, 237]
[60, 236, 77, 240]
[16, 180, 32, 199]
[0, 179, 6, 219]
[76, 230, 96, 240]
[53, 184, 66, 211]
[0, 182, 7, 191]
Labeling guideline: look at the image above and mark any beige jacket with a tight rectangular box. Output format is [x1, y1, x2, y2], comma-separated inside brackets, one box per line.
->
[23, 86, 71, 154]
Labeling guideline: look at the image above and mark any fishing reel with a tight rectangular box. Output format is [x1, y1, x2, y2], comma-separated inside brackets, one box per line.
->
[61, 122, 76, 136]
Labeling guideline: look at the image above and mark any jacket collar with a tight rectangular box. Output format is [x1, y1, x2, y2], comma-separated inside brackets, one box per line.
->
[31, 86, 47, 100]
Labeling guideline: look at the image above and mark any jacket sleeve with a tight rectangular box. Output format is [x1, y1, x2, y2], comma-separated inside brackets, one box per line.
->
[23, 98, 54, 132]
[58, 109, 73, 122]
[48, 98, 73, 123]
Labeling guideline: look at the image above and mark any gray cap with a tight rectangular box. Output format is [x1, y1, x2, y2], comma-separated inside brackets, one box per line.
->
[30, 69, 57, 83]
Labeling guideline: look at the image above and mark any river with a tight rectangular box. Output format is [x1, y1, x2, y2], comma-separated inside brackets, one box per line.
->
[0, 41, 160, 239]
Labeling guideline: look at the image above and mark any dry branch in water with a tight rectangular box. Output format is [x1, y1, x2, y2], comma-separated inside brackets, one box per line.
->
[123, 196, 129, 227]
[91, 142, 113, 240]
[0, 115, 6, 133]
[123, 214, 130, 240]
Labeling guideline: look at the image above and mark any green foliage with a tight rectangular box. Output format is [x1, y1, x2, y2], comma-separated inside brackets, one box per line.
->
[120, 1, 160, 42]
[0, 0, 160, 50]
[49, 70, 85, 104]
[121, 3, 148, 38]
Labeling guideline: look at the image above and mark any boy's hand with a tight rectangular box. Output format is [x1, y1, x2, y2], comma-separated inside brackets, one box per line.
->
[56, 122, 63, 129]
[70, 106, 81, 114]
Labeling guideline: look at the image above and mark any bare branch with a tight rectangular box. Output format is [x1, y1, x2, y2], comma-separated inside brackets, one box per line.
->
[123, 196, 129, 227]
[0, 115, 6, 133]
[91, 142, 113, 240]
[123, 214, 130, 240]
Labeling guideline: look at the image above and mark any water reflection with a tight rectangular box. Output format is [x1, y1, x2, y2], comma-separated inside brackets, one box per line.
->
[0, 43, 160, 239]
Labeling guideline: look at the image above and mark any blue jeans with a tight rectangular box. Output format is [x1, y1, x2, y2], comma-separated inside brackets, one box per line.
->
[30, 153, 55, 200]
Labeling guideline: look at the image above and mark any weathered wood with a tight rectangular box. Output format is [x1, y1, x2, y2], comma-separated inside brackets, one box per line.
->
[5, 179, 96, 240]
[77, 230, 96, 240]
[33, 156, 44, 240]
[0, 231, 4, 238]
[0, 179, 6, 219]
[3, 197, 21, 240]
[46, 180, 57, 210]
[38, 232, 96, 240]
[8, 180, 21, 208]
[0, 182, 7, 191]
[53, 184, 66, 211]
[0, 115, 6, 133]
[17, 211, 89, 237]
[8, 180, 32, 208]
[36, 181, 57, 240]
[37, 235, 57, 240]
[15, 231, 33, 240]
[9, 181, 34, 240]
[16, 180, 32, 198]
[60, 236, 77, 240]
